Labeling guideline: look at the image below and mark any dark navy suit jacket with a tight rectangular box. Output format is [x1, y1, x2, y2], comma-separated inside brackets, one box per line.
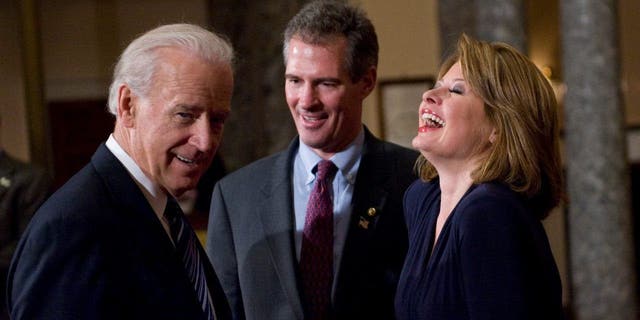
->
[207, 127, 419, 319]
[7, 143, 231, 319]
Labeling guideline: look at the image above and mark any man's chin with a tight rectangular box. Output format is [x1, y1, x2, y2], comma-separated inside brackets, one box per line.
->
[165, 181, 199, 198]
[299, 133, 329, 149]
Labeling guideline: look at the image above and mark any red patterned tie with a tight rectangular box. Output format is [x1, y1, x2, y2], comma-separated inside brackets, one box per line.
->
[300, 160, 338, 320]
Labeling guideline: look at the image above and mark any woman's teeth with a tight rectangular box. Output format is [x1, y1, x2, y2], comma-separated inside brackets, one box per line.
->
[421, 112, 445, 128]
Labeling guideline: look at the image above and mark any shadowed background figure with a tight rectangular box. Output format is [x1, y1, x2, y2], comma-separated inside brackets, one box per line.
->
[0, 115, 52, 320]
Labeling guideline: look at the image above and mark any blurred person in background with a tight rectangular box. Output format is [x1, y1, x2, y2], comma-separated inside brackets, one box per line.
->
[0, 115, 52, 320]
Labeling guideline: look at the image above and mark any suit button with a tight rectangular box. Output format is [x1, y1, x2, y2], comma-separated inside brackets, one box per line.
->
[367, 207, 377, 217]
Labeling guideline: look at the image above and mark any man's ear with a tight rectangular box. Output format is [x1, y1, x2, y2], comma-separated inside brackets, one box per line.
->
[117, 85, 136, 128]
[360, 66, 377, 98]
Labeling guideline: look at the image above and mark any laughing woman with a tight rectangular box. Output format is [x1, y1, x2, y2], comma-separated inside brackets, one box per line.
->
[394, 34, 565, 320]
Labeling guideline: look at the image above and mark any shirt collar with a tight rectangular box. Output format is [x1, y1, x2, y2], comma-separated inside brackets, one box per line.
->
[298, 126, 364, 185]
[105, 134, 167, 214]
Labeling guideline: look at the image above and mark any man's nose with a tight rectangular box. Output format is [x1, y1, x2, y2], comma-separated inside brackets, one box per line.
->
[298, 84, 318, 109]
[190, 119, 218, 152]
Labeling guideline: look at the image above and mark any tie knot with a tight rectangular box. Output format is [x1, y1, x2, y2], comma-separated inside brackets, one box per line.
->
[315, 160, 337, 182]
[164, 196, 183, 223]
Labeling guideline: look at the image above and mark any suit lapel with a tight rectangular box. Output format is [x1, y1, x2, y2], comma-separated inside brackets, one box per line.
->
[334, 130, 393, 299]
[250, 132, 397, 317]
[256, 139, 305, 319]
[90, 143, 177, 257]
[90, 144, 213, 316]
[351, 129, 393, 239]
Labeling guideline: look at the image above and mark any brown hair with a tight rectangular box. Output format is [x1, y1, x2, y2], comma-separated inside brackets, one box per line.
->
[283, 0, 378, 82]
[416, 34, 563, 219]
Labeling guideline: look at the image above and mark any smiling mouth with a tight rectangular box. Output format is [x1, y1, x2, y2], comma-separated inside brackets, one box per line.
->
[303, 115, 320, 122]
[176, 154, 196, 164]
[302, 113, 327, 122]
[421, 112, 445, 128]
[299, 112, 329, 129]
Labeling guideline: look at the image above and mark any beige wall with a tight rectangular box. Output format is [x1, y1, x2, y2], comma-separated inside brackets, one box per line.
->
[0, 0, 209, 162]
[5, 0, 637, 155]
[40, 0, 209, 101]
[357, 0, 440, 136]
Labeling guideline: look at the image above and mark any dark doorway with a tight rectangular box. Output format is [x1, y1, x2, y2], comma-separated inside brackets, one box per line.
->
[48, 99, 114, 189]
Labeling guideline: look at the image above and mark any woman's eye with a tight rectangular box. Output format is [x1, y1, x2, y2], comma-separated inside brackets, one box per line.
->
[449, 86, 464, 94]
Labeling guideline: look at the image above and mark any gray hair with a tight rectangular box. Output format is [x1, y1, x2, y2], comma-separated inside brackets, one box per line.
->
[283, 0, 378, 81]
[107, 23, 234, 115]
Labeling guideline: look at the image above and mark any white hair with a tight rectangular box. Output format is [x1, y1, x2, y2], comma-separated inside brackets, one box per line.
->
[107, 23, 234, 115]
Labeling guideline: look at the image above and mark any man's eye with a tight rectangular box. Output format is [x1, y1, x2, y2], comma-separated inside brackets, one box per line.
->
[321, 81, 338, 87]
[177, 112, 195, 120]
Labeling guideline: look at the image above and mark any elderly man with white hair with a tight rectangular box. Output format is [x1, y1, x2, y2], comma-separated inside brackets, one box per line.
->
[7, 24, 234, 320]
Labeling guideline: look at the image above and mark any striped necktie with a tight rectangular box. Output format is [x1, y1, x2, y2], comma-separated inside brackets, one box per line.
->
[300, 160, 338, 319]
[164, 197, 215, 320]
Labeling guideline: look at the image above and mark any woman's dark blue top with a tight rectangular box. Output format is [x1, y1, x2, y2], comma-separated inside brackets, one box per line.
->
[395, 180, 564, 320]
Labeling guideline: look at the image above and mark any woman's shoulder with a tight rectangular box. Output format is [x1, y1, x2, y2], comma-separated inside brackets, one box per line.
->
[463, 182, 523, 210]
[403, 179, 440, 218]
[453, 182, 529, 229]
[404, 179, 439, 203]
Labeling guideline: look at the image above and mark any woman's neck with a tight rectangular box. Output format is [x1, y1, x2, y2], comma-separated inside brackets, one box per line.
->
[438, 168, 474, 217]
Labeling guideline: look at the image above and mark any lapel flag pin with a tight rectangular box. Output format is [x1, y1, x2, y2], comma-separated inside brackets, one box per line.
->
[358, 216, 370, 230]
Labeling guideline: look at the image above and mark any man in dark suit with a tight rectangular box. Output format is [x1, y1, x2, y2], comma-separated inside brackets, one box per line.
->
[7, 23, 234, 319]
[206, 1, 419, 319]
[0, 118, 52, 320]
